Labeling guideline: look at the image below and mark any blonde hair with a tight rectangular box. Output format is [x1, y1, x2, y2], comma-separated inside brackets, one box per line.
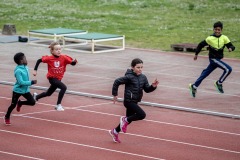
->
[48, 41, 60, 53]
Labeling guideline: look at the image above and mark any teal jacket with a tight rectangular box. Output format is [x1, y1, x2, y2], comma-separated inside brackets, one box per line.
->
[13, 65, 32, 94]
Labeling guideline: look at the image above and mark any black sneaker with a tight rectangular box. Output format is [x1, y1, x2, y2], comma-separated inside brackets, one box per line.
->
[214, 81, 224, 93]
[189, 83, 197, 97]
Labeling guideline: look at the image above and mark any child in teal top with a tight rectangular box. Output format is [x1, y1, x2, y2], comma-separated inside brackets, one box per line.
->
[4, 52, 37, 125]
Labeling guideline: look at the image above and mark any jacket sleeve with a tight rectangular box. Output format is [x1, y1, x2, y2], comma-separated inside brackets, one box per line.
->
[34, 59, 42, 71]
[143, 76, 156, 93]
[195, 40, 208, 55]
[112, 76, 129, 96]
[226, 42, 235, 51]
[15, 70, 32, 86]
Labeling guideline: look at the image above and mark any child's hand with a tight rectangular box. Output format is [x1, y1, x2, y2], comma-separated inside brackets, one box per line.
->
[228, 48, 232, 52]
[113, 96, 118, 104]
[194, 55, 198, 60]
[33, 70, 37, 76]
[32, 80, 37, 84]
[152, 78, 159, 87]
[73, 59, 78, 63]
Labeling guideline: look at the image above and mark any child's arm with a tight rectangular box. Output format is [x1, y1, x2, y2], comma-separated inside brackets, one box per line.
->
[15, 70, 33, 86]
[33, 58, 42, 76]
[113, 96, 118, 104]
[71, 59, 78, 66]
[112, 76, 128, 103]
[151, 78, 159, 88]
[194, 40, 208, 60]
[143, 77, 158, 93]
[226, 42, 235, 52]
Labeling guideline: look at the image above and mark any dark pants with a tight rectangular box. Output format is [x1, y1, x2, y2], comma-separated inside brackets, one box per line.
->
[5, 91, 35, 119]
[194, 58, 232, 87]
[115, 101, 146, 132]
[36, 78, 67, 105]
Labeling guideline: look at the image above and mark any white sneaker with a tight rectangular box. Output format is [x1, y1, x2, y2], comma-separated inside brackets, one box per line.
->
[33, 92, 38, 101]
[55, 104, 64, 111]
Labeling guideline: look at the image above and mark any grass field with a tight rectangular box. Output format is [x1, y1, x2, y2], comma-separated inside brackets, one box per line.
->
[0, 0, 239, 58]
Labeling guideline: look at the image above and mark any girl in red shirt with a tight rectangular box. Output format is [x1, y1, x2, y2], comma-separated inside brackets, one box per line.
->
[33, 42, 77, 111]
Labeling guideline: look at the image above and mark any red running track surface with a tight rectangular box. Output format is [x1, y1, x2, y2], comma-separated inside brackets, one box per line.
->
[0, 85, 240, 160]
[0, 43, 240, 159]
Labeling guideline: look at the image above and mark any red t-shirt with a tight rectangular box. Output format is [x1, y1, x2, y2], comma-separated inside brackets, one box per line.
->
[42, 54, 73, 80]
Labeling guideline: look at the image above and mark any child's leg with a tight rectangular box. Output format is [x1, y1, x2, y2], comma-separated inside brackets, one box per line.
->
[5, 92, 21, 118]
[115, 101, 146, 133]
[115, 101, 135, 133]
[36, 79, 57, 101]
[124, 101, 146, 123]
[213, 59, 232, 84]
[48, 78, 67, 105]
[194, 59, 217, 87]
[20, 92, 36, 106]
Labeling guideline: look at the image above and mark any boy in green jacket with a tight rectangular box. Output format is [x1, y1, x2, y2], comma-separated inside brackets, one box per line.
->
[189, 21, 235, 97]
[4, 52, 37, 125]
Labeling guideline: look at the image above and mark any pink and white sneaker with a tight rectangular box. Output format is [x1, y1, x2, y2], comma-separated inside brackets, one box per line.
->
[120, 116, 129, 133]
[109, 129, 121, 143]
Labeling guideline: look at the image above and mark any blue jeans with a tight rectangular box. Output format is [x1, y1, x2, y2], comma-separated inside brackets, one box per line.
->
[194, 58, 232, 87]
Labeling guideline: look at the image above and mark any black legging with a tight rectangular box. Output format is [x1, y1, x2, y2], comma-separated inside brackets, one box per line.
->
[36, 78, 67, 105]
[115, 101, 146, 132]
[5, 92, 35, 119]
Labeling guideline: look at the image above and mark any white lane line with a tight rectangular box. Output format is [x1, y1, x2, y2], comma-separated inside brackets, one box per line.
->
[69, 102, 113, 110]
[14, 102, 113, 116]
[74, 108, 240, 136]
[20, 115, 240, 154]
[0, 150, 44, 160]
[0, 129, 165, 160]
[1, 94, 239, 136]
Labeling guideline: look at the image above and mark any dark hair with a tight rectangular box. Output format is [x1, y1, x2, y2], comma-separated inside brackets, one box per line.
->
[14, 52, 25, 64]
[213, 21, 223, 29]
[131, 58, 143, 67]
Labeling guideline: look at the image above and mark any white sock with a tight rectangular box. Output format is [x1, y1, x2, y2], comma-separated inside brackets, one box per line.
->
[125, 117, 129, 123]
[113, 129, 118, 134]
[193, 85, 197, 89]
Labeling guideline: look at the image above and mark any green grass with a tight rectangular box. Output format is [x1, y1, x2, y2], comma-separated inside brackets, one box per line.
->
[1, 0, 240, 58]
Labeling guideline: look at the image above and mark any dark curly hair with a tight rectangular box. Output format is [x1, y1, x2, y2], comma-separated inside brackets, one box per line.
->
[14, 52, 25, 64]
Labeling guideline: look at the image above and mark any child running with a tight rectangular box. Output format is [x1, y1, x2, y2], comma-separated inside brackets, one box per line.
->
[109, 58, 159, 143]
[33, 42, 77, 111]
[189, 21, 235, 97]
[4, 52, 37, 125]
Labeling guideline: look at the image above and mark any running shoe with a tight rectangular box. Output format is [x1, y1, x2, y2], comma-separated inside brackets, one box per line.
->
[120, 116, 128, 133]
[109, 129, 121, 143]
[55, 104, 64, 111]
[16, 100, 22, 112]
[33, 92, 38, 101]
[4, 117, 11, 126]
[189, 83, 197, 98]
[214, 81, 224, 93]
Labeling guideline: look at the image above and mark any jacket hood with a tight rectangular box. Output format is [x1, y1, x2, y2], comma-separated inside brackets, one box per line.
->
[125, 69, 138, 76]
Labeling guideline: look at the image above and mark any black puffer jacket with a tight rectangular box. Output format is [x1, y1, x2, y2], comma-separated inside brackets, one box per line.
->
[112, 69, 156, 102]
